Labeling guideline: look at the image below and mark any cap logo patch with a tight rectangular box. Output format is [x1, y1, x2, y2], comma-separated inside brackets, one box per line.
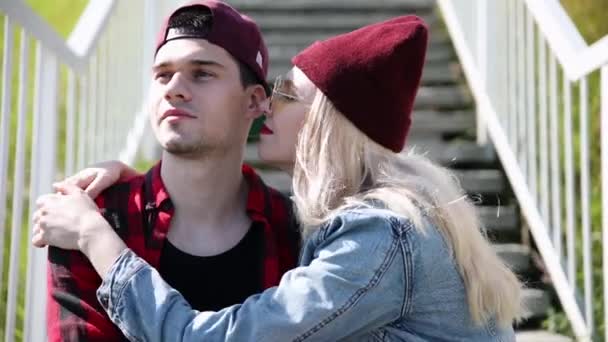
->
[256, 51, 263, 68]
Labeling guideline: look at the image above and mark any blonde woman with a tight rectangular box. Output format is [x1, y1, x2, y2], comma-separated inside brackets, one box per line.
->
[33, 15, 521, 341]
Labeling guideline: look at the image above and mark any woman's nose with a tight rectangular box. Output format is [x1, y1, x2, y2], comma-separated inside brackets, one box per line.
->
[261, 97, 273, 116]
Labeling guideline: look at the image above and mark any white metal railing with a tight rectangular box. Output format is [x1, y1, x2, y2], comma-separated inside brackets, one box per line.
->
[438, 0, 607, 340]
[0, 0, 185, 340]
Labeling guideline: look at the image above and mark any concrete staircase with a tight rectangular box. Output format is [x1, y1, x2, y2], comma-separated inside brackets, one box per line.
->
[230, 0, 570, 340]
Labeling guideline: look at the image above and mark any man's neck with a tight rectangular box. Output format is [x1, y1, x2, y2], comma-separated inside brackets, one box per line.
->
[160, 149, 248, 227]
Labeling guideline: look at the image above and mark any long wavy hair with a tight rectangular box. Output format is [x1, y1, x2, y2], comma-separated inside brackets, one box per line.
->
[292, 89, 522, 327]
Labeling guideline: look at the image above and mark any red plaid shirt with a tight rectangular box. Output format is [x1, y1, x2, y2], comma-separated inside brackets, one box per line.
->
[47, 163, 300, 341]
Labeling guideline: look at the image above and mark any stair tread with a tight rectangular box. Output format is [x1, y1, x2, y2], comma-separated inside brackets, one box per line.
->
[520, 288, 552, 320]
[269, 62, 460, 85]
[244, 13, 438, 31]
[454, 169, 505, 195]
[252, 167, 505, 195]
[231, 0, 436, 11]
[411, 110, 475, 132]
[262, 31, 450, 47]
[245, 138, 497, 167]
[495, 244, 531, 274]
[405, 140, 497, 167]
[415, 86, 471, 109]
[248, 139, 495, 169]
[477, 205, 519, 234]
[515, 330, 572, 342]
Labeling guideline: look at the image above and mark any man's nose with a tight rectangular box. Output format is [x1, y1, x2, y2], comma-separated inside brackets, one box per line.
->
[164, 73, 192, 102]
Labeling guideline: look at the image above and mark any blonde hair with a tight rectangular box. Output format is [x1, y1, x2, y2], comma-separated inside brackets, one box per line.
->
[292, 90, 522, 327]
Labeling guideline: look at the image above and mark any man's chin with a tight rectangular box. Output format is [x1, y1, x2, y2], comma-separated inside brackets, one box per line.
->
[162, 141, 202, 157]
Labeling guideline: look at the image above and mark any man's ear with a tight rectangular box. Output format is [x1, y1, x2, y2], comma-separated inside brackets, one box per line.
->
[245, 84, 269, 119]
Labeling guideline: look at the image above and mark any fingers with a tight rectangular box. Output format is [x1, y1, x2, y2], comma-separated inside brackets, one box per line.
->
[54, 169, 97, 191]
[32, 208, 45, 224]
[31, 223, 47, 248]
[35, 193, 60, 208]
[83, 176, 110, 199]
[53, 183, 84, 196]
[55, 171, 113, 199]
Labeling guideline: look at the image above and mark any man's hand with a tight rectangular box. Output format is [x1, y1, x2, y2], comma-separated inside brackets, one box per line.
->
[32, 184, 108, 251]
[33, 183, 127, 277]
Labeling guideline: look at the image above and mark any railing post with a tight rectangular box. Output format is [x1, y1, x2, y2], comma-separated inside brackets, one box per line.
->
[601, 64, 608, 342]
[23, 44, 59, 342]
[475, 0, 488, 145]
[0, 16, 14, 305]
[140, 0, 160, 162]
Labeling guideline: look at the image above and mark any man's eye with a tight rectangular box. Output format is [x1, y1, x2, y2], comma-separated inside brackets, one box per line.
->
[155, 72, 172, 80]
[193, 71, 213, 79]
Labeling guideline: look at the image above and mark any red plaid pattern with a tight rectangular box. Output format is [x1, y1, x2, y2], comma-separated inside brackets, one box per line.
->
[47, 162, 300, 341]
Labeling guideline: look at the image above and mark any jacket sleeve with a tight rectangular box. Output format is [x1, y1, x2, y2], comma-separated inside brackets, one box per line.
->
[97, 213, 409, 342]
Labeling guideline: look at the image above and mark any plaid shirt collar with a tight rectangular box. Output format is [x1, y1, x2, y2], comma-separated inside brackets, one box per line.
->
[147, 161, 275, 224]
[145, 161, 299, 288]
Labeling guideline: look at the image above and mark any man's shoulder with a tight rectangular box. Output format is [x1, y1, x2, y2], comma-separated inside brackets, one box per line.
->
[265, 184, 292, 208]
[93, 173, 146, 209]
[244, 165, 298, 228]
[93, 173, 148, 240]
[260, 181, 300, 234]
[249, 169, 292, 213]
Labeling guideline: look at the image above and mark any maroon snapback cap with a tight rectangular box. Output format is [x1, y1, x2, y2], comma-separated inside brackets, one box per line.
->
[155, 0, 269, 85]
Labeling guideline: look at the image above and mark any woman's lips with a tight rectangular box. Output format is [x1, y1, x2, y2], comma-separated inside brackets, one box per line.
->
[260, 124, 274, 135]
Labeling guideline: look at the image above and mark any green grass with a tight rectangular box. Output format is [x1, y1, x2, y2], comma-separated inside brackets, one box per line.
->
[1, 1, 87, 340]
[560, 0, 608, 45]
[23, 0, 89, 38]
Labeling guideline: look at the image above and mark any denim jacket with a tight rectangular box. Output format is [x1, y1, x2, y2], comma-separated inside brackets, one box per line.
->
[97, 207, 515, 341]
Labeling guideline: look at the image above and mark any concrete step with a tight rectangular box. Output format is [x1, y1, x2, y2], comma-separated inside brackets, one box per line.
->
[253, 167, 506, 196]
[478, 205, 520, 242]
[411, 110, 475, 134]
[262, 31, 451, 49]
[405, 140, 497, 167]
[495, 244, 531, 275]
[415, 86, 472, 110]
[246, 13, 439, 32]
[255, 86, 468, 113]
[231, 0, 436, 11]
[455, 169, 505, 196]
[521, 288, 552, 321]
[268, 62, 460, 86]
[516, 330, 572, 342]
[246, 139, 495, 169]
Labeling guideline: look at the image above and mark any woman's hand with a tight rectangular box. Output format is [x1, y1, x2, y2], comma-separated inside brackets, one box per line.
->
[55, 160, 141, 199]
[32, 183, 127, 277]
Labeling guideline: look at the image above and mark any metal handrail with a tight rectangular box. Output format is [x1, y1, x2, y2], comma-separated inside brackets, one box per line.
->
[438, 0, 606, 340]
[0, 0, 164, 340]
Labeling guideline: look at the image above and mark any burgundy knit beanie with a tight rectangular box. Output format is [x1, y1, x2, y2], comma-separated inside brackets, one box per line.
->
[292, 15, 428, 152]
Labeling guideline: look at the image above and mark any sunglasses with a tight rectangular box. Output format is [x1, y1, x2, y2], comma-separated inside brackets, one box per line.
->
[270, 75, 311, 110]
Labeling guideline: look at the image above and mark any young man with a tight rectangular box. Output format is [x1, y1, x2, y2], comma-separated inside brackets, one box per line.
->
[46, 2, 299, 341]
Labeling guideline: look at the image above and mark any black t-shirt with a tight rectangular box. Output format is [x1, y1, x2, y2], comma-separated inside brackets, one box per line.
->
[158, 224, 264, 311]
